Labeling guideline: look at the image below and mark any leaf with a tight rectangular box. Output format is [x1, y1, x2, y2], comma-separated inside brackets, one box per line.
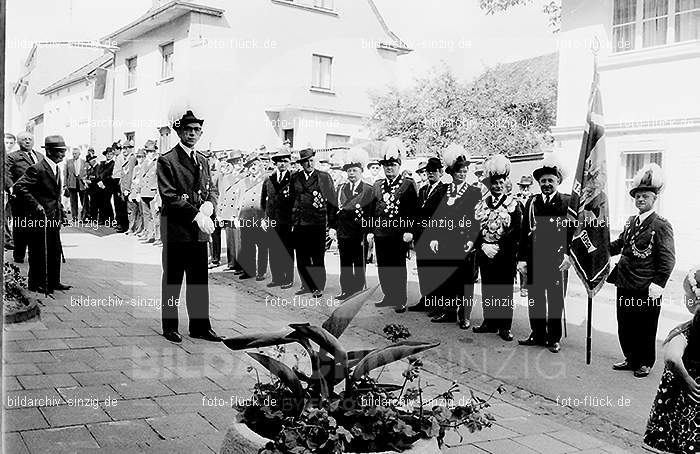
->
[288, 324, 348, 383]
[351, 342, 439, 382]
[222, 331, 295, 350]
[346, 349, 376, 369]
[322, 284, 380, 338]
[247, 352, 305, 416]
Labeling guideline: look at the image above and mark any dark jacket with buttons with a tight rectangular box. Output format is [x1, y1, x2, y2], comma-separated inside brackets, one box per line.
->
[369, 176, 417, 238]
[261, 171, 293, 225]
[329, 180, 374, 239]
[290, 169, 336, 227]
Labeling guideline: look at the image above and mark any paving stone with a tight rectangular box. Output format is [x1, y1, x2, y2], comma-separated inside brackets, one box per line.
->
[106, 335, 163, 346]
[22, 426, 100, 453]
[5, 432, 30, 454]
[89, 357, 135, 371]
[96, 345, 147, 359]
[548, 430, 607, 450]
[197, 406, 235, 431]
[31, 329, 80, 339]
[112, 380, 175, 399]
[40, 404, 111, 427]
[154, 393, 207, 414]
[73, 327, 121, 337]
[444, 424, 520, 445]
[5, 376, 23, 391]
[36, 361, 92, 374]
[87, 419, 161, 446]
[443, 445, 490, 454]
[137, 437, 215, 454]
[160, 377, 223, 394]
[4, 408, 49, 432]
[3, 363, 43, 376]
[114, 325, 160, 336]
[57, 385, 120, 403]
[104, 397, 165, 420]
[474, 438, 541, 454]
[4, 351, 55, 364]
[50, 348, 103, 363]
[71, 370, 130, 386]
[147, 412, 218, 438]
[17, 373, 79, 390]
[514, 434, 579, 453]
[63, 336, 112, 349]
[495, 416, 566, 435]
[6, 388, 65, 408]
[3, 330, 37, 341]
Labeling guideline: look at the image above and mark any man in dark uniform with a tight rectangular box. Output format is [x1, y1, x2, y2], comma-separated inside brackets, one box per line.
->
[96, 147, 115, 225]
[290, 149, 336, 298]
[518, 157, 572, 353]
[408, 157, 447, 312]
[14, 135, 72, 294]
[6, 131, 43, 263]
[608, 163, 675, 377]
[261, 151, 295, 289]
[329, 147, 374, 300]
[368, 140, 417, 313]
[157, 110, 220, 343]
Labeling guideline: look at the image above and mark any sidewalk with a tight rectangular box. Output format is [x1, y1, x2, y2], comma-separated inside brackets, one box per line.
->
[2, 229, 638, 453]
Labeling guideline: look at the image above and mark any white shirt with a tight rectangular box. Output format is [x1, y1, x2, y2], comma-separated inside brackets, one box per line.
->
[304, 169, 315, 180]
[637, 209, 655, 226]
[73, 159, 81, 175]
[179, 142, 195, 160]
[276, 170, 287, 182]
[45, 157, 58, 179]
[543, 191, 558, 204]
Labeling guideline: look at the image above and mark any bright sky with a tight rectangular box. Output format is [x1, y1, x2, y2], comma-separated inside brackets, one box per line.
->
[5, 0, 558, 85]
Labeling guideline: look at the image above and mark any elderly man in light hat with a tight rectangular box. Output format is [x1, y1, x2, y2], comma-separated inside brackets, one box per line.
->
[608, 163, 675, 377]
[236, 155, 268, 281]
[517, 155, 571, 353]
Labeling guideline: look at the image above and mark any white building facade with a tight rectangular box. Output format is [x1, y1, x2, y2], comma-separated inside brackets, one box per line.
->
[552, 0, 700, 268]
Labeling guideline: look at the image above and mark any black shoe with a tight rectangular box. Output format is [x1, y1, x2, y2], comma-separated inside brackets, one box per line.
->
[394, 304, 407, 313]
[295, 288, 311, 295]
[190, 329, 222, 342]
[163, 331, 182, 343]
[473, 324, 497, 333]
[374, 299, 393, 308]
[255, 275, 266, 281]
[29, 286, 53, 295]
[548, 342, 561, 353]
[498, 330, 514, 341]
[233, 269, 244, 275]
[336, 292, 351, 300]
[239, 274, 253, 280]
[612, 360, 636, 371]
[54, 283, 72, 291]
[634, 366, 651, 378]
[311, 290, 323, 298]
[13, 258, 23, 264]
[280, 282, 294, 289]
[431, 314, 457, 323]
[458, 320, 471, 330]
[407, 302, 427, 312]
[267, 282, 282, 288]
[518, 336, 546, 346]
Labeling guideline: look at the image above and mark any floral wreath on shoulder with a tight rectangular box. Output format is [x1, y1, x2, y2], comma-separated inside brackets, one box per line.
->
[475, 193, 518, 242]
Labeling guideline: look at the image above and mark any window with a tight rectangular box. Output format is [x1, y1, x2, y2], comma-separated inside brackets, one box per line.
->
[312, 54, 332, 90]
[126, 57, 137, 89]
[160, 42, 174, 79]
[613, 0, 638, 52]
[325, 134, 350, 148]
[643, 0, 669, 47]
[622, 151, 663, 218]
[314, 0, 333, 9]
[675, 0, 700, 42]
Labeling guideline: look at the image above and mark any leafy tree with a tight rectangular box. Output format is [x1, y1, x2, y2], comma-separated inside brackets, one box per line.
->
[480, 0, 561, 32]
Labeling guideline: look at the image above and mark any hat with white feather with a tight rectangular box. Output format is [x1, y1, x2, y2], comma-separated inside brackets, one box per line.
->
[629, 163, 664, 197]
[442, 143, 470, 175]
[378, 138, 405, 166]
[343, 147, 369, 171]
[482, 154, 512, 186]
[533, 153, 567, 183]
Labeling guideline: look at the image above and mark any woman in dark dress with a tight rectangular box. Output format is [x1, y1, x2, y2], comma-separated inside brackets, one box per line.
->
[473, 154, 521, 342]
[644, 266, 700, 454]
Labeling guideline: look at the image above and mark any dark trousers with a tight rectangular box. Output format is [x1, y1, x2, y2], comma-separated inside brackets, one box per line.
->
[239, 225, 268, 277]
[268, 224, 294, 285]
[528, 268, 566, 343]
[375, 235, 407, 306]
[5, 200, 14, 249]
[416, 242, 442, 300]
[223, 223, 239, 268]
[9, 200, 29, 261]
[68, 188, 85, 221]
[96, 189, 114, 224]
[210, 223, 222, 264]
[433, 255, 476, 321]
[81, 191, 92, 220]
[294, 225, 326, 292]
[161, 241, 211, 334]
[616, 288, 662, 368]
[478, 253, 515, 331]
[111, 179, 128, 229]
[27, 227, 61, 290]
[338, 236, 365, 293]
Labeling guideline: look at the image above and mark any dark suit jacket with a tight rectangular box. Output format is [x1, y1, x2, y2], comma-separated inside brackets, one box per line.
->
[157, 144, 219, 243]
[64, 158, 88, 191]
[414, 182, 447, 241]
[97, 160, 115, 186]
[6, 149, 43, 186]
[426, 183, 481, 261]
[290, 169, 336, 227]
[329, 180, 374, 239]
[607, 212, 675, 290]
[261, 170, 293, 225]
[13, 159, 64, 229]
[518, 192, 572, 284]
[370, 176, 417, 238]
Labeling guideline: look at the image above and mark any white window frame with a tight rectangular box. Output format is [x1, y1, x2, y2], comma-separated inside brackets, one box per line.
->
[613, 0, 699, 52]
[311, 54, 333, 90]
[126, 56, 138, 89]
[674, 0, 700, 42]
[160, 42, 174, 80]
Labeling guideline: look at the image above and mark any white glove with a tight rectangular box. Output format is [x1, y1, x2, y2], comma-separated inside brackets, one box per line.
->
[199, 201, 214, 217]
[430, 240, 439, 254]
[403, 232, 413, 243]
[481, 244, 499, 259]
[194, 212, 215, 235]
[649, 283, 664, 299]
[329, 228, 337, 240]
[465, 241, 474, 253]
[261, 219, 269, 232]
[97, 181, 105, 189]
[366, 233, 374, 242]
[517, 261, 527, 275]
[558, 254, 572, 272]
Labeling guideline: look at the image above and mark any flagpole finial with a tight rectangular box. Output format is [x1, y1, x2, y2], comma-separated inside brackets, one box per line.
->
[591, 36, 601, 55]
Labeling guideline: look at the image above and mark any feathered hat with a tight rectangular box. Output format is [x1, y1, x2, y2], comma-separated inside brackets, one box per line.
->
[629, 163, 664, 197]
[442, 143, 470, 175]
[533, 153, 567, 183]
[168, 96, 204, 132]
[378, 138, 405, 166]
[482, 154, 511, 186]
[343, 147, 369, 171]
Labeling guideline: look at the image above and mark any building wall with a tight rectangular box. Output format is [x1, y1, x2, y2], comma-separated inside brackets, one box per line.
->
[43, 81, 94, 149]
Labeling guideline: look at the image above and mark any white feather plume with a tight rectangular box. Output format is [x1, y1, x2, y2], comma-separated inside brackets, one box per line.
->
[632, 163, 664, 192]
[443, 143, 468, 168]
[381, 138, 405, 161]
[346, 147, 369, 168]
[484, 154, 511, 178]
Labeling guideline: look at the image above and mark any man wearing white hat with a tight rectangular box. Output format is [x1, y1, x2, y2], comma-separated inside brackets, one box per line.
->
[608, 163, 675, 378]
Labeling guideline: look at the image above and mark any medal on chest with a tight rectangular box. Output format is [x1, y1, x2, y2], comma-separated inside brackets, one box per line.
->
[382, 177, 403, 218]
[312, 189, 325, 209]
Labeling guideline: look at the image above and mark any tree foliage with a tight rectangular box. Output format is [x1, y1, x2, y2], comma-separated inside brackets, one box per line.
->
[480, 0, 561, 32]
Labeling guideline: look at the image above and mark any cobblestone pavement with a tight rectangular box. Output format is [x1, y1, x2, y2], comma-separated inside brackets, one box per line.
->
[2, 227, 652, 453]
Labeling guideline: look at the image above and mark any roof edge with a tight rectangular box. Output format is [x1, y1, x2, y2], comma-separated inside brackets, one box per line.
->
[365, 0, 412, 53]
[38, 54, 113, 95]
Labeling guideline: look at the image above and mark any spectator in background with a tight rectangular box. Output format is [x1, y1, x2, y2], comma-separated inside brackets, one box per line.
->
[125, 147, 146, 236]
[96, 147, 116, 225]
[4, 133, 17, 153]
[110, 141, 130, 232]
[217, 150, 244, 272]
[83, 154, 99, 221]
[63, 147, 87, 222]
[236, 156, 268, 280]
[137, 140, 159, 244]
[208, 151, 223, 268]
